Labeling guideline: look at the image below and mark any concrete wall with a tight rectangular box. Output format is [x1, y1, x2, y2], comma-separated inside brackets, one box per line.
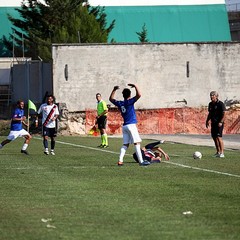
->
[52, 42, 240, 112]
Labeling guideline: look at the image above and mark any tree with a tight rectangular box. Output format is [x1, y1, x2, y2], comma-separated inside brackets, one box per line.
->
[2, 0, 115, 61]
[136, 23, 149, 43]
[0, 38, 10, 57]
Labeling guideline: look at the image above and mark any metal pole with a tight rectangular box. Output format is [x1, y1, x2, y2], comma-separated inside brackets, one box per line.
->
[22, 33, 25, 58]
[12, 30, 15, 63]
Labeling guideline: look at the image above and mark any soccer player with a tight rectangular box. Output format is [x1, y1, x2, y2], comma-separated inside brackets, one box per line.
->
[0, 100, 31, 154]
[37, 95, 59, 155]
[133, 141, 170, 163]
[206, 91, 226, 158]
[96, 93, 109, 148]
[109, 83, 150, 166]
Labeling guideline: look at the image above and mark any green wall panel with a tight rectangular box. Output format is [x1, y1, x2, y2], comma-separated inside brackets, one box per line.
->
[104, 5, 231, 42]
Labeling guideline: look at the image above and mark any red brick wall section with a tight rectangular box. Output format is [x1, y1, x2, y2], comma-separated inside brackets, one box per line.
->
[85, 108, 240, 135]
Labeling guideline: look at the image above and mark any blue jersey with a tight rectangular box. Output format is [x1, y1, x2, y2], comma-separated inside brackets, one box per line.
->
[10, 108, 24, 131]
[111, 97, 137, 125]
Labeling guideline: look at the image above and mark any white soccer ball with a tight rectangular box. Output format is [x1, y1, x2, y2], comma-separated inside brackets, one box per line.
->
[193, 151, 202, 159]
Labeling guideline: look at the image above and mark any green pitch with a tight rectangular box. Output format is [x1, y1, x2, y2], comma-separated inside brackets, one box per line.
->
[0, 136, 239, 240]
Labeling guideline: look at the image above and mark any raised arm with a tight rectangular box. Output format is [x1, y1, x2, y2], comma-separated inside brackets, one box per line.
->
[128, 83, 141, 100]
[109, 86, 119, 103]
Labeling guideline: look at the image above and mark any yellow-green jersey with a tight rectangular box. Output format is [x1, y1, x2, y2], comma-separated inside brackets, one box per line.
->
[97, 100, 108, 116]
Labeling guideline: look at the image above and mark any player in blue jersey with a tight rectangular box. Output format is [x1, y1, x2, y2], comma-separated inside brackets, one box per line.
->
[109, 83, 150, 166]
[0, 100, 32, 154]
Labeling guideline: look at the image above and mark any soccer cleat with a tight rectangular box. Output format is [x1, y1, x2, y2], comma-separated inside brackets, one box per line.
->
[97, 144, 104, 148]
[44, 150, 49, 155]
[50, 150, 55, 155]
[102, 145, 109, 148]
[213, 152, 220, 157]
[139, 160, 150, 166]
[118, 161, 123, 166]
[217, 153, 225, 158]
[159, 140, 165, 144]
[21, 150, 29, 155]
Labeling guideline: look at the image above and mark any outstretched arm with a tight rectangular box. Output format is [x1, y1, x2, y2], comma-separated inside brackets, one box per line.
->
[109, 86, 119, 103]
[128, 83, 141, 100]
[153, 147, 170, 161]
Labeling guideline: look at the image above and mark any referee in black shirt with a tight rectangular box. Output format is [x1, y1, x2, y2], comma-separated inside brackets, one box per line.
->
[206, 91, 226, 158]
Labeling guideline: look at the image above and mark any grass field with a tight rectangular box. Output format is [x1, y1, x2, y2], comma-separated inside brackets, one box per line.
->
[0, 135, 239, 240]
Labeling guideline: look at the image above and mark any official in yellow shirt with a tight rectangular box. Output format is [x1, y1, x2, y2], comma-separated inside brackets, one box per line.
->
[96, 93, 108, 148]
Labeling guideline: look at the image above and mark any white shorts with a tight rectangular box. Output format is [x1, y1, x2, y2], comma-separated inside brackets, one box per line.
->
[122, 124, 142, 145]
[7, 129, 30, 141]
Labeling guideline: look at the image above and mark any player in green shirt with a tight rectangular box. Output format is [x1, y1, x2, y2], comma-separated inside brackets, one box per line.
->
[96, 93, 109, 148]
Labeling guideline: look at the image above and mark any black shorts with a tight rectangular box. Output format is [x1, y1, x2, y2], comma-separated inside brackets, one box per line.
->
[211, 123, 224, 138]
[97, 115, 107, 130]
[42, 126, 57, 137]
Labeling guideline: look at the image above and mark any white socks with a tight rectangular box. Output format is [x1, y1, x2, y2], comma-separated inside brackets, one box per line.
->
[22, 143, 28, 151]
[135, 144, 143, 163]
[119, 145, 128, 162]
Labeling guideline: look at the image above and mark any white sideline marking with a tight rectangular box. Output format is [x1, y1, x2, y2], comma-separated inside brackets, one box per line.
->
[55, 140, 120, 155]
[164, 161, 240, 178]
[33, 137, 240, 178]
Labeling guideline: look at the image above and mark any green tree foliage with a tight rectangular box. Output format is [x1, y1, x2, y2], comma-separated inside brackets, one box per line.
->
[136, 23, 149, 43]
[0, 39, 10, 57]
[2, 0, 115, 61]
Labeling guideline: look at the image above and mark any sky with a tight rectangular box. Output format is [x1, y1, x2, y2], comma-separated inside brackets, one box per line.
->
[226, 0, 240, 11]
[228, 0, 239, 2]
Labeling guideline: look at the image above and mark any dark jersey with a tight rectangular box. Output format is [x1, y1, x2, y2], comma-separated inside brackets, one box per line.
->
[133, 149, 155, 162]
[208, 100, 226, 123]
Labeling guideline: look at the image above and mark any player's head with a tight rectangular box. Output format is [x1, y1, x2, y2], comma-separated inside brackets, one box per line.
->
[47, 94, 55, 104]
[17, 100, 24, 109]
[210, 91, 218, 102]
[96, 93, 102, 102]
[155, 152, 162, 159]
[122, 88, 131, 99]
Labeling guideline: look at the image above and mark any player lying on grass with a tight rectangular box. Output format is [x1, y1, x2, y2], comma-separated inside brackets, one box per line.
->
[133, 141, 170, 163]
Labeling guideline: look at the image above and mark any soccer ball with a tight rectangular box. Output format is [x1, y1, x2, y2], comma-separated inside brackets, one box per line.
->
[193, 151, 202, 159]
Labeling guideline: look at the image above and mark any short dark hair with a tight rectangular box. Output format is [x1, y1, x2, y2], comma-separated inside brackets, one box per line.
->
[122, 88, 131, 99]
[17, 100, 24, 105]
[96, 93, 101, 97]
[47, 94, 56, 102]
